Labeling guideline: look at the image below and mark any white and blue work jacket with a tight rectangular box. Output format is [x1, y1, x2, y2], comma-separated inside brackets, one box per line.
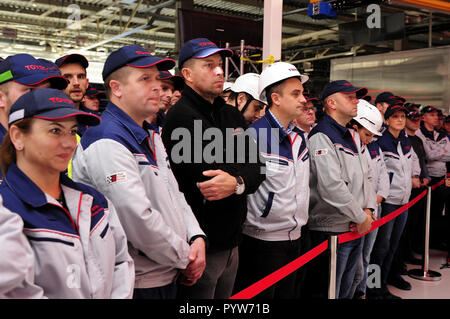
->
[72, 102, 205, 289]
[244, 111, 310, 241]
[0, 163, 134, 298]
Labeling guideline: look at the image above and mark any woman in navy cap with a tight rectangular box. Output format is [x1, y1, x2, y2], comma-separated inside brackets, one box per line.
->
[367, 103, 420, 299]
[0, 88, 134, 298]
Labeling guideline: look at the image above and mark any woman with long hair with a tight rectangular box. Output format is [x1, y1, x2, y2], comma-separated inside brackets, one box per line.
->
[0, 88, 134, 298]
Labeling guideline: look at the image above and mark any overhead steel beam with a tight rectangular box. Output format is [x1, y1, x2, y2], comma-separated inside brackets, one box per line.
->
[289, 46, 361, 65]
[282, 28, 339, 49]
[140, 0, 176, 14]
[393, 0, 450, 13]
[75, 0, 176, 52]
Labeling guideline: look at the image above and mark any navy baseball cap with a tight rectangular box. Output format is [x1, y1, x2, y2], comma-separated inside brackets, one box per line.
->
[102, 44, 175, 81]
[419, 105, 439, 115]
[85, 85, 106, 99]
[384, 103, 408, 120]
[405, 106, 421, 120]
[321, 80, 368, 100]
[374, 92, 406, 106]
[8, 88, 100, 127]
[362, 94, 372, 102]
[159, 70, 184, 90]
[445, 115, 450, 123]
[0, 54, 68, 90]
[178, 38, 233, 68]
[37, 58, 62, 76]
[55, 53, 89, 69]
[85, 85, 100, 96]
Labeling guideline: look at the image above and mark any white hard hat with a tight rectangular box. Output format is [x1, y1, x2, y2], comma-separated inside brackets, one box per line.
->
[230, 73, 267, 104]
[258, 62, 309, 102]
[354, 99, 383, 136]
[223, 81, 233, 92]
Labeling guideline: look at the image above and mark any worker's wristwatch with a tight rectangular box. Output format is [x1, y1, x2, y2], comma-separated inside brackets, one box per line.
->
[234, 176, 245, 195]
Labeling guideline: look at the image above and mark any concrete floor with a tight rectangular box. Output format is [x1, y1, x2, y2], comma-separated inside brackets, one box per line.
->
[388, 250, 450, 299]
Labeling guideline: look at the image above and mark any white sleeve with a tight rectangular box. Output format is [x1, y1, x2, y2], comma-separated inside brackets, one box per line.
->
[0, 200, 45, 299]
[411, 148, 421, 177]
[106, 200, 135, 299]
[377, 151, 391, 199]
[72, 140, 190, 270]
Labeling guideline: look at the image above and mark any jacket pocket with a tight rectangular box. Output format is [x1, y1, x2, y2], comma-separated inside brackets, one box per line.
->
[388, 172, 394, 184]
[261, 192, 275, 218]
[27, 236, 75, 247]
[99, 223, 109, 238]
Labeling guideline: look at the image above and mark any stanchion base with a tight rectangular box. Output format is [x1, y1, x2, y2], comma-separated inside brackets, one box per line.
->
[408, 268, 442, 281]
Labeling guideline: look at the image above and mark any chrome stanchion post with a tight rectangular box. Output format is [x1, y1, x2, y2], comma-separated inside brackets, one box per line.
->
[225, 42, 230, 81]
[328, 235, 337, 299]
[408, 186, 441, 281]
[239, 39, 245, 75]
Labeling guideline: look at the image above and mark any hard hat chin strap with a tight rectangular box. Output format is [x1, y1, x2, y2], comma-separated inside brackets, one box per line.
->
[236, 92, 253, 115]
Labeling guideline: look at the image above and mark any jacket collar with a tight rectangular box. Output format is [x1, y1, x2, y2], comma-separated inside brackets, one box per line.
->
[104, 101, 149, 144]
[382, 128, 411, 156]
[182, 85, 226, 123]
[384, 128, 407, 143]
[4, 162, 80, 208]
[323, 113, 352, 138]
[264, 110, 300, 143]
[419, 121, 442, 141]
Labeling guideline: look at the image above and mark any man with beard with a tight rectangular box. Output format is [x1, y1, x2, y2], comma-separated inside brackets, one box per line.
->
[162, 38, 265, 299]
[55, 54, 90, 136]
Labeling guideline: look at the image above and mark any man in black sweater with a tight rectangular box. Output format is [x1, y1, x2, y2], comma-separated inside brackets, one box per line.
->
[162, 38, 265, 299]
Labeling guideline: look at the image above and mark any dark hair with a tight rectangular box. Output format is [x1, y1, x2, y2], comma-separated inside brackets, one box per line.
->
[347, 119, 363, 130]
[265, 80, 286, 108]
[227, 91, 251, 105]
[227, 91, 238, 102]
[0, 118, 33, 176]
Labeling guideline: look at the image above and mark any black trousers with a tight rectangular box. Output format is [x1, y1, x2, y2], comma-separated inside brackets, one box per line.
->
[301, 230, 332, 299]
[389, 187, 426, 279]
[234, 234, 303, 299]
[429, 176, 449, 251]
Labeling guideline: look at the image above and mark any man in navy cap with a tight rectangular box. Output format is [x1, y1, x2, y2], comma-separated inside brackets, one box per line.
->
[162, 38, 265, 299]
[374, 92, 406, 118]
[80, 85, 103, 116]
[0, 54, 67, 160]
[71, 44, 206, 299]
[147, 70, 184, 132]
[444, 114, 450, 135]
[415, 105, 450, 252]
[55, 54, 89, 110]
[159, 70, 184, 114]
[304, 80, 376, 299]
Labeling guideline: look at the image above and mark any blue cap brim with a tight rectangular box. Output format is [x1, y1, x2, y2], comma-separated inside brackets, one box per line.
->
[33, 107, 101, 127]
[127, 57, 175, 71]
[56, 54, 89, 69]
[385, 105, 408, 120]
[340, 86, 368, 98]
[15, 74, 68, 90]
[193, 48, 233, 59]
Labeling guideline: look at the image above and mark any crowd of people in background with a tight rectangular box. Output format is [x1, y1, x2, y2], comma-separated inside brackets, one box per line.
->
[0, 37, 449, 300]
